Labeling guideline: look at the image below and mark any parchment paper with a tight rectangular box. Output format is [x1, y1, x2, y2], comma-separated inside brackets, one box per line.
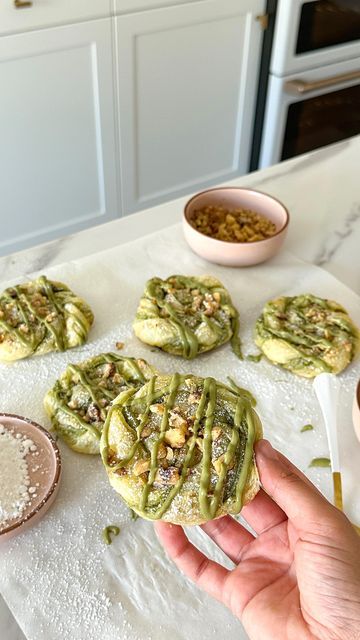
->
[0, 224, 359, 640]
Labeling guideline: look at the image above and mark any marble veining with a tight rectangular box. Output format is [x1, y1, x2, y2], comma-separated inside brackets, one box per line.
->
[315, 203, 360, 266]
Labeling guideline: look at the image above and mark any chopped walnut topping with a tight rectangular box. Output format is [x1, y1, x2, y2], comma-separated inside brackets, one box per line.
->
[166, 446, 174, 461]
[68, 399, 78, 409]
[196, 437, 203, 451]
[211, 427, 222, 440]
[133, 459, 150, 476]
[165, 424, 188, 448]
[192, 295, 203, 312]
[168, 410, 187, 429]
[202, 293, 220, 316]
[150, 403, 165, 415]
[87, 403, 101, 422]
[213, 454, 235, 475]
[141, 425, 152, 438]
[45, 312, 57, 323]
[188, 392, 200, 404]
[154, 466, 179, 485]
[19, 323, 29, 333]
[115, 341, 124, 350]
[103, 363, 115, 378]
[157, 442, 167, 460]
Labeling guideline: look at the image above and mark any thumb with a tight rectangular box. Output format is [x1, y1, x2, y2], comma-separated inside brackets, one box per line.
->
[255, 439, 343, 534]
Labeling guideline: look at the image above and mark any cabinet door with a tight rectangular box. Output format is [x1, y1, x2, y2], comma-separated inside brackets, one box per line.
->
[115, 0, 265, 213]
[0, 19, 119, 256]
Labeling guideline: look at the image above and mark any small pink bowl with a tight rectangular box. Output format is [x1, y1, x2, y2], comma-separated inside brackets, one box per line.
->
[183, 187, 289, 267]
[0, 414, 61, 541]
[353, 380, 360, 443]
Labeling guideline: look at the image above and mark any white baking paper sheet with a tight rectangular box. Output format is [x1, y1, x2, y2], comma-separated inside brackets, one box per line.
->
[0, 223, 359, 640]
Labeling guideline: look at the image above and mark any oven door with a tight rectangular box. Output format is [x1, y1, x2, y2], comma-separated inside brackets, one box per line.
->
[271, 0, 360, 76]
[259, 57, 360, 168]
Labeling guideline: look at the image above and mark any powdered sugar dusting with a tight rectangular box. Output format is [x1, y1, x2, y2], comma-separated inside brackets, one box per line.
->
[0, 225, 359, 640]
[0, 424, 38, 528]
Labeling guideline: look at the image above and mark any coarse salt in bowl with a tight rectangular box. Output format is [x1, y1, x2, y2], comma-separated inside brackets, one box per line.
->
[183, 187, 289, 267]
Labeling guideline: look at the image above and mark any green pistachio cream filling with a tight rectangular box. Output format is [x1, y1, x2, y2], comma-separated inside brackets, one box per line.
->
[101, 373, 261, 524]
[133, 275, 242, 359]
[254, 293, 359, 377]
[44, 353, 155, 454]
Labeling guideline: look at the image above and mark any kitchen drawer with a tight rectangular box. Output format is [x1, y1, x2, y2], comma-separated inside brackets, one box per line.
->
[113, 0, 197, 15]
[0, 0, 111, 36]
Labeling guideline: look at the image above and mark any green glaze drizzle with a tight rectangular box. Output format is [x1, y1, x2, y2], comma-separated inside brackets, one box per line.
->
[226, 377, 257, 407]
[301, 424, 314, 432]
[309, 457, 331, 468]
[246, 353, 263, 363]
[48, 354, 150, 443]
[143, 276, 242, 360]
[256, 294, 358, 372]
[102, 525, 120, 545]
[103, 373, 257, 521]
[140, 373, 181, 511]
[230, 313, 243, 360]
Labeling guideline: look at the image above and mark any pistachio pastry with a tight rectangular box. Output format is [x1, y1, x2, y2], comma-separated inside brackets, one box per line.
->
[133, 275, 242, 359]
[0, 275, 94, 362]
[44, 353, 156, 454]
[254, 294, 359, 378]
[101, 373, 262, 524]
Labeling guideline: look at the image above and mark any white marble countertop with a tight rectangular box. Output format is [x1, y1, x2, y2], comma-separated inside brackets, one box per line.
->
[1, 135, 360, 640]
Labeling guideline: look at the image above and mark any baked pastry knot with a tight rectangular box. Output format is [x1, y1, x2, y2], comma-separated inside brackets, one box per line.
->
[254, 294, 359, 378]
[101, 373, 262, 524]
[0, 275, 94, 362]
[133, 275, 242, 359]
[44, 353, 156, 454]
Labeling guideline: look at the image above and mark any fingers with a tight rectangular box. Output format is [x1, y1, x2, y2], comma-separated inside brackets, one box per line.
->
[255, 439, 339, 533]
[241, 488, 287, 535]
[154, 521, 229, 603]
[200, 515, 254, 564]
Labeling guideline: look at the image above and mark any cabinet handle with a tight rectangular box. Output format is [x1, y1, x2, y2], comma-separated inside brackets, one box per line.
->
[14, 0, 33, 7]
[285, 70, 360, 95]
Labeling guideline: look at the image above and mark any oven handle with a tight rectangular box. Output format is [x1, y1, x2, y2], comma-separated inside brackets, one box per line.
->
[285, 70, 360, 95]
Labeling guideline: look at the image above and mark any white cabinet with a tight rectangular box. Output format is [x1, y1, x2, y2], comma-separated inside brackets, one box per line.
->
[115, 0, 265, 213]
[0, 18, 119, 256]
[0, 0, 111, 36]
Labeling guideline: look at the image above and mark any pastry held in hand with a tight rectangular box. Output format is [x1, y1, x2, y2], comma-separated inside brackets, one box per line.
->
[101, 373, 262, 525]
[254, 294, 358, 378]
[0, 275, 94, 362]
[44, 353, 156, 454]
[133, 275, 242, 359]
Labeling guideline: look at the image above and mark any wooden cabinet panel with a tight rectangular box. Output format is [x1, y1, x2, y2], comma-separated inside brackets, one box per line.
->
[0, 18, 119, 256]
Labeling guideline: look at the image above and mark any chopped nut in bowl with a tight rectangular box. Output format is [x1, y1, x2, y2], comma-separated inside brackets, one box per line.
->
[183, 187, 289, 266]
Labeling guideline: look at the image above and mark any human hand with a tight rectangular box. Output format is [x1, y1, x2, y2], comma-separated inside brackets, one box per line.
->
[155, 439, 360, 640]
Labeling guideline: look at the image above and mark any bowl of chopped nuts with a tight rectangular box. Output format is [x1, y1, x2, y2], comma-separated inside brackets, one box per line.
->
[183, 187, 289, 266]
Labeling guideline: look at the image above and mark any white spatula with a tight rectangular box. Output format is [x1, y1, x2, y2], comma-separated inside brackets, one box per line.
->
[313, 372, 360, 534]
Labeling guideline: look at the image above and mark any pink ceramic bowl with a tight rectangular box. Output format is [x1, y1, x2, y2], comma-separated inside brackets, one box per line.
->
[183, 187, 289, 267]
[0, 414, 61, 541]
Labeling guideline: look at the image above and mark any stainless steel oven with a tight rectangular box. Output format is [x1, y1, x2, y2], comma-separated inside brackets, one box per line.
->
[256, 0, 360, 168]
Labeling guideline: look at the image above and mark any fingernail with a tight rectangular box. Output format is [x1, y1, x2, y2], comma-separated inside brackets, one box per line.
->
[256, 439, 278, 460]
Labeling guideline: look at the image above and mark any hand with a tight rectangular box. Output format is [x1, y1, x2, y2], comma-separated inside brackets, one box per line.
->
[155, 439, 360, 640]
